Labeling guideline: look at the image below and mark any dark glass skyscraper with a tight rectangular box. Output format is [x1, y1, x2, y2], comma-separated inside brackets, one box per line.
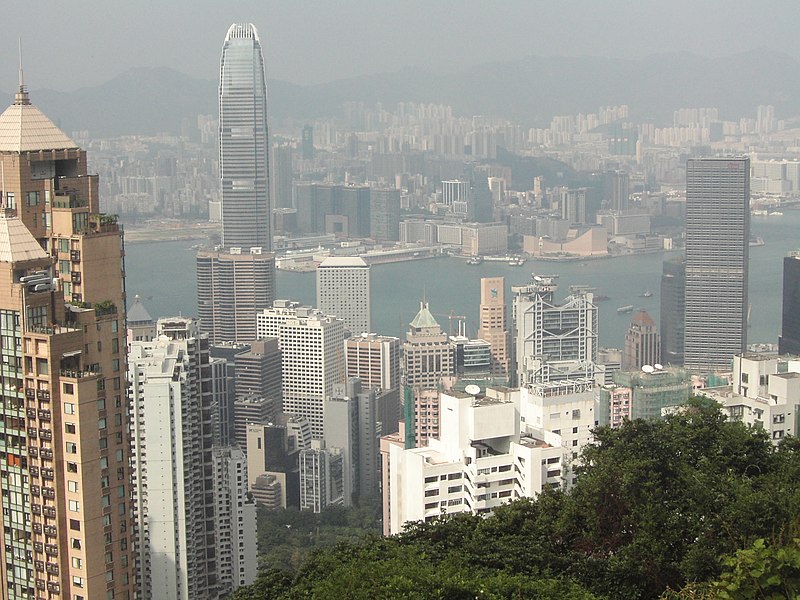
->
[684, 157, 749, 371]
[660, 256, 685, 366]
[219, 23, 271, 249]
[779, 252, 800, 355]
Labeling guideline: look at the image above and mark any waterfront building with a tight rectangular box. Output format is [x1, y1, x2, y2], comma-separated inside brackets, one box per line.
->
[780, 252, 800, 355]
[684, 157, 749, 371]
[198, 23, 275, 346]
[270, 143, 293, 209]
[441, 179, 469, 206]
[604, 170, 630, 211]
[560, 187, 588, 224]
[385, 386, 566, 535]
[219, 23, 271, 249]
[660, 256, 685, 366]
[623, 310, 661, 370]
[0, 83, 135, 599]
[130, 318, 255, 599]
[370, 188, 401, 241]
[477, 277, 510, 379]
[197, 247, 276, 344]
[460, 222, 508, 256]
[316, 256, 371, 336]
[512, 275, 598, 386]
[294, 183, 371, 237]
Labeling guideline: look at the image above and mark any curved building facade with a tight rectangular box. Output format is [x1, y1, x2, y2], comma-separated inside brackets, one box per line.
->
[219, 23, 271, 249]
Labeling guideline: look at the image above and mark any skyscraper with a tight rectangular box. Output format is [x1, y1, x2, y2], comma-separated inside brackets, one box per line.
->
[477, 277, 510, 379]
[684, 157, 750, 371]
[218, 23, 271, 249]
[623, 310, 661, 370]
[198, 23, 276, 344]
[660, 256, 685, 366]
[316, 256, 371, 335]
[779, 252, 800, 355]
[0, 84, 135, 599]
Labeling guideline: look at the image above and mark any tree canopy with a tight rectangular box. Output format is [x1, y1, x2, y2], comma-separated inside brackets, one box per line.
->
[231, 399, 800, 599]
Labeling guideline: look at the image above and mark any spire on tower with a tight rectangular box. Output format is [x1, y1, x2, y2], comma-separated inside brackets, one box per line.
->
[15, 38, 29, 106]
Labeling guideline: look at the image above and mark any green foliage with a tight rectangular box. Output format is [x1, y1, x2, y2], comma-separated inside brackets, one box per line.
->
[234, 400, 800, 600]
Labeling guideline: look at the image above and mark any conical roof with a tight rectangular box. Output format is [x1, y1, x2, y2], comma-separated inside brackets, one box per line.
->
[127, 295, 154, 324]
[631, 309, 656, 327]
[0, 90, 77, 153]
[0, 214, 48, 263]
[410, 301, 440, 330]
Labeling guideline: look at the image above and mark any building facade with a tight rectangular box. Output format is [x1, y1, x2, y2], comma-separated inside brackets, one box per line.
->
[660, 256, 685, 366]
[623, 310, 661, 370]
[316, 256, 371, 336]
[219, 23, 271, 249]
[477, 277, 510, 379]
[780, 252, 800, 355]
[684, 157, 749, 371]
[0, 85, 135, 599]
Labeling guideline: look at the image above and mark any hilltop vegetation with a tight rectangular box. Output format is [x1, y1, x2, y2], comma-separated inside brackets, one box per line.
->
[231, 400, 800, 599]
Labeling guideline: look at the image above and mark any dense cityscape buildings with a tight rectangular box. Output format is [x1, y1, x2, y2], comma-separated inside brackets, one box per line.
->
[8, 9, 800, 598]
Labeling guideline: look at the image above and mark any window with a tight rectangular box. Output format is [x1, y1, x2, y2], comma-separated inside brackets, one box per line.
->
[741, 373, 749, 383]
[71, 557, 82, 569]
[67, 462, 78, 473]
[65, 423, 76, 434]
[101, 495, 110, 508]
[99, 437, 108, 450]
[71, 538, 82, 550]
[64, 403, 75, 415]
[68, 481, 79, 493]
[72, 576, 83, 588]
[69, 519, 80, 531]
[98, 418, 107, 430]
[26, 191, 40, 206]
[100, 457, 109, 469]
[68, 500, 80, 512]
[66, 442, 77, 453]
[5, 192, 14, 209]
[63, 383, 74, 395]
[111, 359, 120, 372]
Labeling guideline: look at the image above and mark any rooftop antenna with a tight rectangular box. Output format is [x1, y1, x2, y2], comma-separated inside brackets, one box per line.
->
[15, 37, 29, 107]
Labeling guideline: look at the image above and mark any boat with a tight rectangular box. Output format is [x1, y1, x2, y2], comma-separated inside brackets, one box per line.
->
[617, 304, 634, 314]
[749, 236, 765, 247]
[770, 211, 784, 216]
[639, 290, 653, 298]
[466, 256, 483, 265]
[507, 256, 525, 266]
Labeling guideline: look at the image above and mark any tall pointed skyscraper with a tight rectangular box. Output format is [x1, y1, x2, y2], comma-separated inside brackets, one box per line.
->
[198, 23, 275, 343]
[219, 22, 271, 249]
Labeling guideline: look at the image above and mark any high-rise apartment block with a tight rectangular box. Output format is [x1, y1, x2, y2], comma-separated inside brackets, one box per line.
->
[477, 277, 510, 379]
[234, 337, 282, 400]
[623, 310, 661, 370]
[345, 333, 401, 434]
[0, 85, 135, 599]
[779, 252, 800, 355]
[316, 256, 371, 335]
[369, 188, 401, 241]
[684, 157, 749, 371]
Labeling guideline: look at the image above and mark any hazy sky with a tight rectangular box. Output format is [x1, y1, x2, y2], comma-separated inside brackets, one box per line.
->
[4, 0, 798, 91]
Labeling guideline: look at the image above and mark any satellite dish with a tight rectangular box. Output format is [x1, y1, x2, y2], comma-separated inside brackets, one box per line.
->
[642, 365, 655, 374]
[654, 363, 663, 370]
[465, 384, 481, 396]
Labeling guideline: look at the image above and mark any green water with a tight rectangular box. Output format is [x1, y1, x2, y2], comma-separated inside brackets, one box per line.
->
[125, 211, 800, 349]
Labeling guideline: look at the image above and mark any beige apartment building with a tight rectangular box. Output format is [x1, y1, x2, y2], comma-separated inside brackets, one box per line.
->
[0, 84, 134, 599]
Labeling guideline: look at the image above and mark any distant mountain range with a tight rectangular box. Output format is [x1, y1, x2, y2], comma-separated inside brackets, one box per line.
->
[2, 48, 799, 137]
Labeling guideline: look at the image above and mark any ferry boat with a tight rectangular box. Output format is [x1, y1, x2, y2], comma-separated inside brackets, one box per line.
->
[749, 236, 765, 247]
[617, 304, 634, 314]
[639, 290, 653, 298]
[507, 256, 525, 266]
[466, 256, 483, 265]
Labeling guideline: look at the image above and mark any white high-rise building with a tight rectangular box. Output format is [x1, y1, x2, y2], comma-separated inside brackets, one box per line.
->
[129, 318, 256, 599]
[316, 256, 371, 335]
[384, 386, 571, 535]
[257, 303, 345, 438]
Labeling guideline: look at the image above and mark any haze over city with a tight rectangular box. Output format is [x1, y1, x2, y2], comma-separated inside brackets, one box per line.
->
[3, 0, 800, 90]
[0, 3, 798, 599]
